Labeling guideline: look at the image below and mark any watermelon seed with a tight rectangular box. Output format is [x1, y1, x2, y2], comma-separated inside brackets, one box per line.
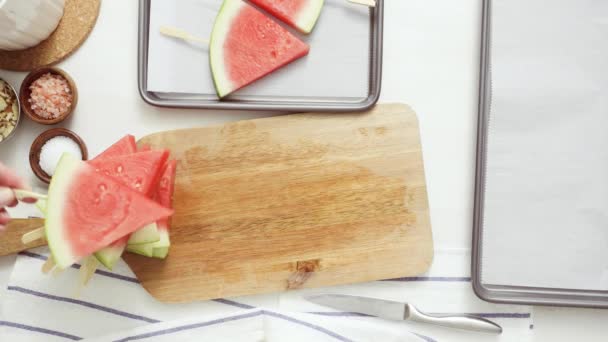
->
[116, 165, 124, 173]
[98, 184, 107, 191]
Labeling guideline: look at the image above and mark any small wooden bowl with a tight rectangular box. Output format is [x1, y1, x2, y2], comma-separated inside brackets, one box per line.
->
[29, 128, 88, 184]
[20, 67, 78, 125]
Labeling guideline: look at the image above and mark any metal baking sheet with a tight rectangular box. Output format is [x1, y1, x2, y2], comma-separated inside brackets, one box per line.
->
[138, 0, 383, 112]
[473, 0, 608, 308]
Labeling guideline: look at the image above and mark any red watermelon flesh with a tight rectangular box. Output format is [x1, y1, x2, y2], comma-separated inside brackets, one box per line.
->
[155, 159, 177, 231]
[249, 0, 324, 34]
[89, 151, 168, 268]
[88, 150, 169, 198]
[138, 144, 152, 152]
[156, 160, 177, 210]
[93, 135, 137, 161]
[210, 0, 310, 98]
[88, 136, 140, 262]
[45, 154, 174, 268]
[126, 160, 177, 258]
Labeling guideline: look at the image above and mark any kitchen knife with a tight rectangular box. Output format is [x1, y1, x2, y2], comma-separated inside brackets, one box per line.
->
[305, 294, 502, 334]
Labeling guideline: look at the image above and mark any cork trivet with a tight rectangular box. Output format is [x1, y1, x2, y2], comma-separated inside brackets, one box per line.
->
[0, 0, 101, 71]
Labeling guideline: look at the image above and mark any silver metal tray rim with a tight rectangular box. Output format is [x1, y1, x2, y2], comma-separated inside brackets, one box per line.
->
[472, 0, 608, 309]
[137, 0, 384, 112]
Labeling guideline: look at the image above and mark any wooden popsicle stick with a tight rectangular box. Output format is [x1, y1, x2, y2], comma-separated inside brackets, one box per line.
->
[13, 189, 48, 201]
[159, 26, 209, 45]
[347, 0, 376, 7]
[41, 257, 55, 274]
[21, 227, 45, 244]
[79, 256, 99, 286]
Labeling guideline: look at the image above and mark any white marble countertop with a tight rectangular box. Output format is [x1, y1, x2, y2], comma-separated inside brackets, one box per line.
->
[1, 0, 607, 340]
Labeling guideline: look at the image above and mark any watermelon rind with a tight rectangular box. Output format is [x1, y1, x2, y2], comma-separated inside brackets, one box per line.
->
[45, 154, 84, 269]
[94, 245, 124, 270]
[126, 244, 154, 258]
[127, 229, 170, 259]
[296, 0, 324, 34]
[35, 199, 47, 216]
[210, 0, 244, 98]
[127, 223, 160, 245]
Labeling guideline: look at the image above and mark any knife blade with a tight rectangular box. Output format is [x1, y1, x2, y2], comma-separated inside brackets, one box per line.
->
[305, 294, 502, 334]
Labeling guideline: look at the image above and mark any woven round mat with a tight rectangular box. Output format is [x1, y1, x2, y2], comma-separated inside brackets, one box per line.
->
[0, 0, 101, 71]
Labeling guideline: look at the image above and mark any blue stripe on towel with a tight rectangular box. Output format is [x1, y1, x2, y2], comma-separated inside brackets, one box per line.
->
[18, 251, 140, 284]
[113, 311, 263, 342]
[0, 320, 83, 340]
[7, 286, 160, 324]
[114, 310, 354, 342]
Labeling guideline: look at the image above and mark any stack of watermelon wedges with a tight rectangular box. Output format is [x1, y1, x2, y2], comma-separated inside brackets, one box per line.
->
[209, 0, 324, 98]
[32, 135, 177, 273]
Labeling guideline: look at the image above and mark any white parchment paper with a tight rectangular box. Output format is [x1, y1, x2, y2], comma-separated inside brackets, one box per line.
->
[147, 0, 371, 99]
[481, 0, 608, 290]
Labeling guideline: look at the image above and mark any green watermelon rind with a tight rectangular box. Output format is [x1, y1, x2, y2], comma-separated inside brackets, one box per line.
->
[94, 245, 124, 270]
[127, 223, 160, 245]
[45, 154, 83, 269]
[35, 199, 47, 216]
[296, 0, 325, 34]
[210, 0, 244, 98]
[127, 229, 170, 259]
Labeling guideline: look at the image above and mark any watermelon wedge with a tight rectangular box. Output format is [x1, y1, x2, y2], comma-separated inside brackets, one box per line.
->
[210, 0, 310, 98]
[88, 136, 141, 269]
[249, 0, 324, 34]
[45, 154, 173, 269]
[89, 151, 168, 269]
[127, 160, 177, 259]
[93, 135, 137, 160]
[88, 150, 169, 198]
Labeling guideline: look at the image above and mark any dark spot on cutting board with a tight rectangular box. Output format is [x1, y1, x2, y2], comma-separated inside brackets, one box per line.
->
[287, 259, 321, 289]
[375, 127, 388, 135]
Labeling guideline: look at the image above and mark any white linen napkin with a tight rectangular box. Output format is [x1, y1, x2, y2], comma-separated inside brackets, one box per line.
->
[0, 247, 532, 341]
[80, 309, 430, 342]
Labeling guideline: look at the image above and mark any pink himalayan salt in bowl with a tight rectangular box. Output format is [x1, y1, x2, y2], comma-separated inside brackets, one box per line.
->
[29, 73, 73, 120]
[20, 67, 78, 125]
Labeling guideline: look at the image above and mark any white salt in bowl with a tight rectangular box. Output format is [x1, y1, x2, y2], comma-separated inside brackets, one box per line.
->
[29, 128, 88, 184]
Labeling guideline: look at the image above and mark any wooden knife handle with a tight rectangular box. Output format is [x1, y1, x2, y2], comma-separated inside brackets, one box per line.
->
[0, 218, 46, 257]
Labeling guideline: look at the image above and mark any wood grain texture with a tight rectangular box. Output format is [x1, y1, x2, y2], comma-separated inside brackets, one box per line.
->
[0, 219, 46, 256]
[123, 103, 434, 302]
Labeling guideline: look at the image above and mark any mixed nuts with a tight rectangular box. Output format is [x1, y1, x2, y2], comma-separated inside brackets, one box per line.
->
[0, 79, 19, 142]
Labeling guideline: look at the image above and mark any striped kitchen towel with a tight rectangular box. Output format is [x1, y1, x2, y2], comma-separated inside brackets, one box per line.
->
[80, 309, 428, 342]
[0, 247, 532, 341]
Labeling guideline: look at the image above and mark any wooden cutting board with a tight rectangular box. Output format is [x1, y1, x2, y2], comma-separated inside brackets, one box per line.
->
[0, 219, 46, 256]
[123, 103, 433, 302]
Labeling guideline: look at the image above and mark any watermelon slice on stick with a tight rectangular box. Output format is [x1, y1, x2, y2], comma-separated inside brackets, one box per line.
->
[90, 150, 169, 268]
[45, 154, 173, 269]
[210, 0, 310, 98]
[128, 160, 177, 259]
[93, 135, 137, 159]
[249, 0, 324, 34]
[88, 150, 169, 198]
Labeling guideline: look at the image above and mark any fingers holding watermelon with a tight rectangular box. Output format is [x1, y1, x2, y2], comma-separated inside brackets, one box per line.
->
[0, 208, 9, 231]
[0, 162, 37, 231]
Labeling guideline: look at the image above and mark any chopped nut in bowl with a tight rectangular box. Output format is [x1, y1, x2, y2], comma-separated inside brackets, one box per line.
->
[0, 78, 21, 144]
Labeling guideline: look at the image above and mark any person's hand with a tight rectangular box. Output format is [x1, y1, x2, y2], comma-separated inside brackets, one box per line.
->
[0, 163, 34, 231]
